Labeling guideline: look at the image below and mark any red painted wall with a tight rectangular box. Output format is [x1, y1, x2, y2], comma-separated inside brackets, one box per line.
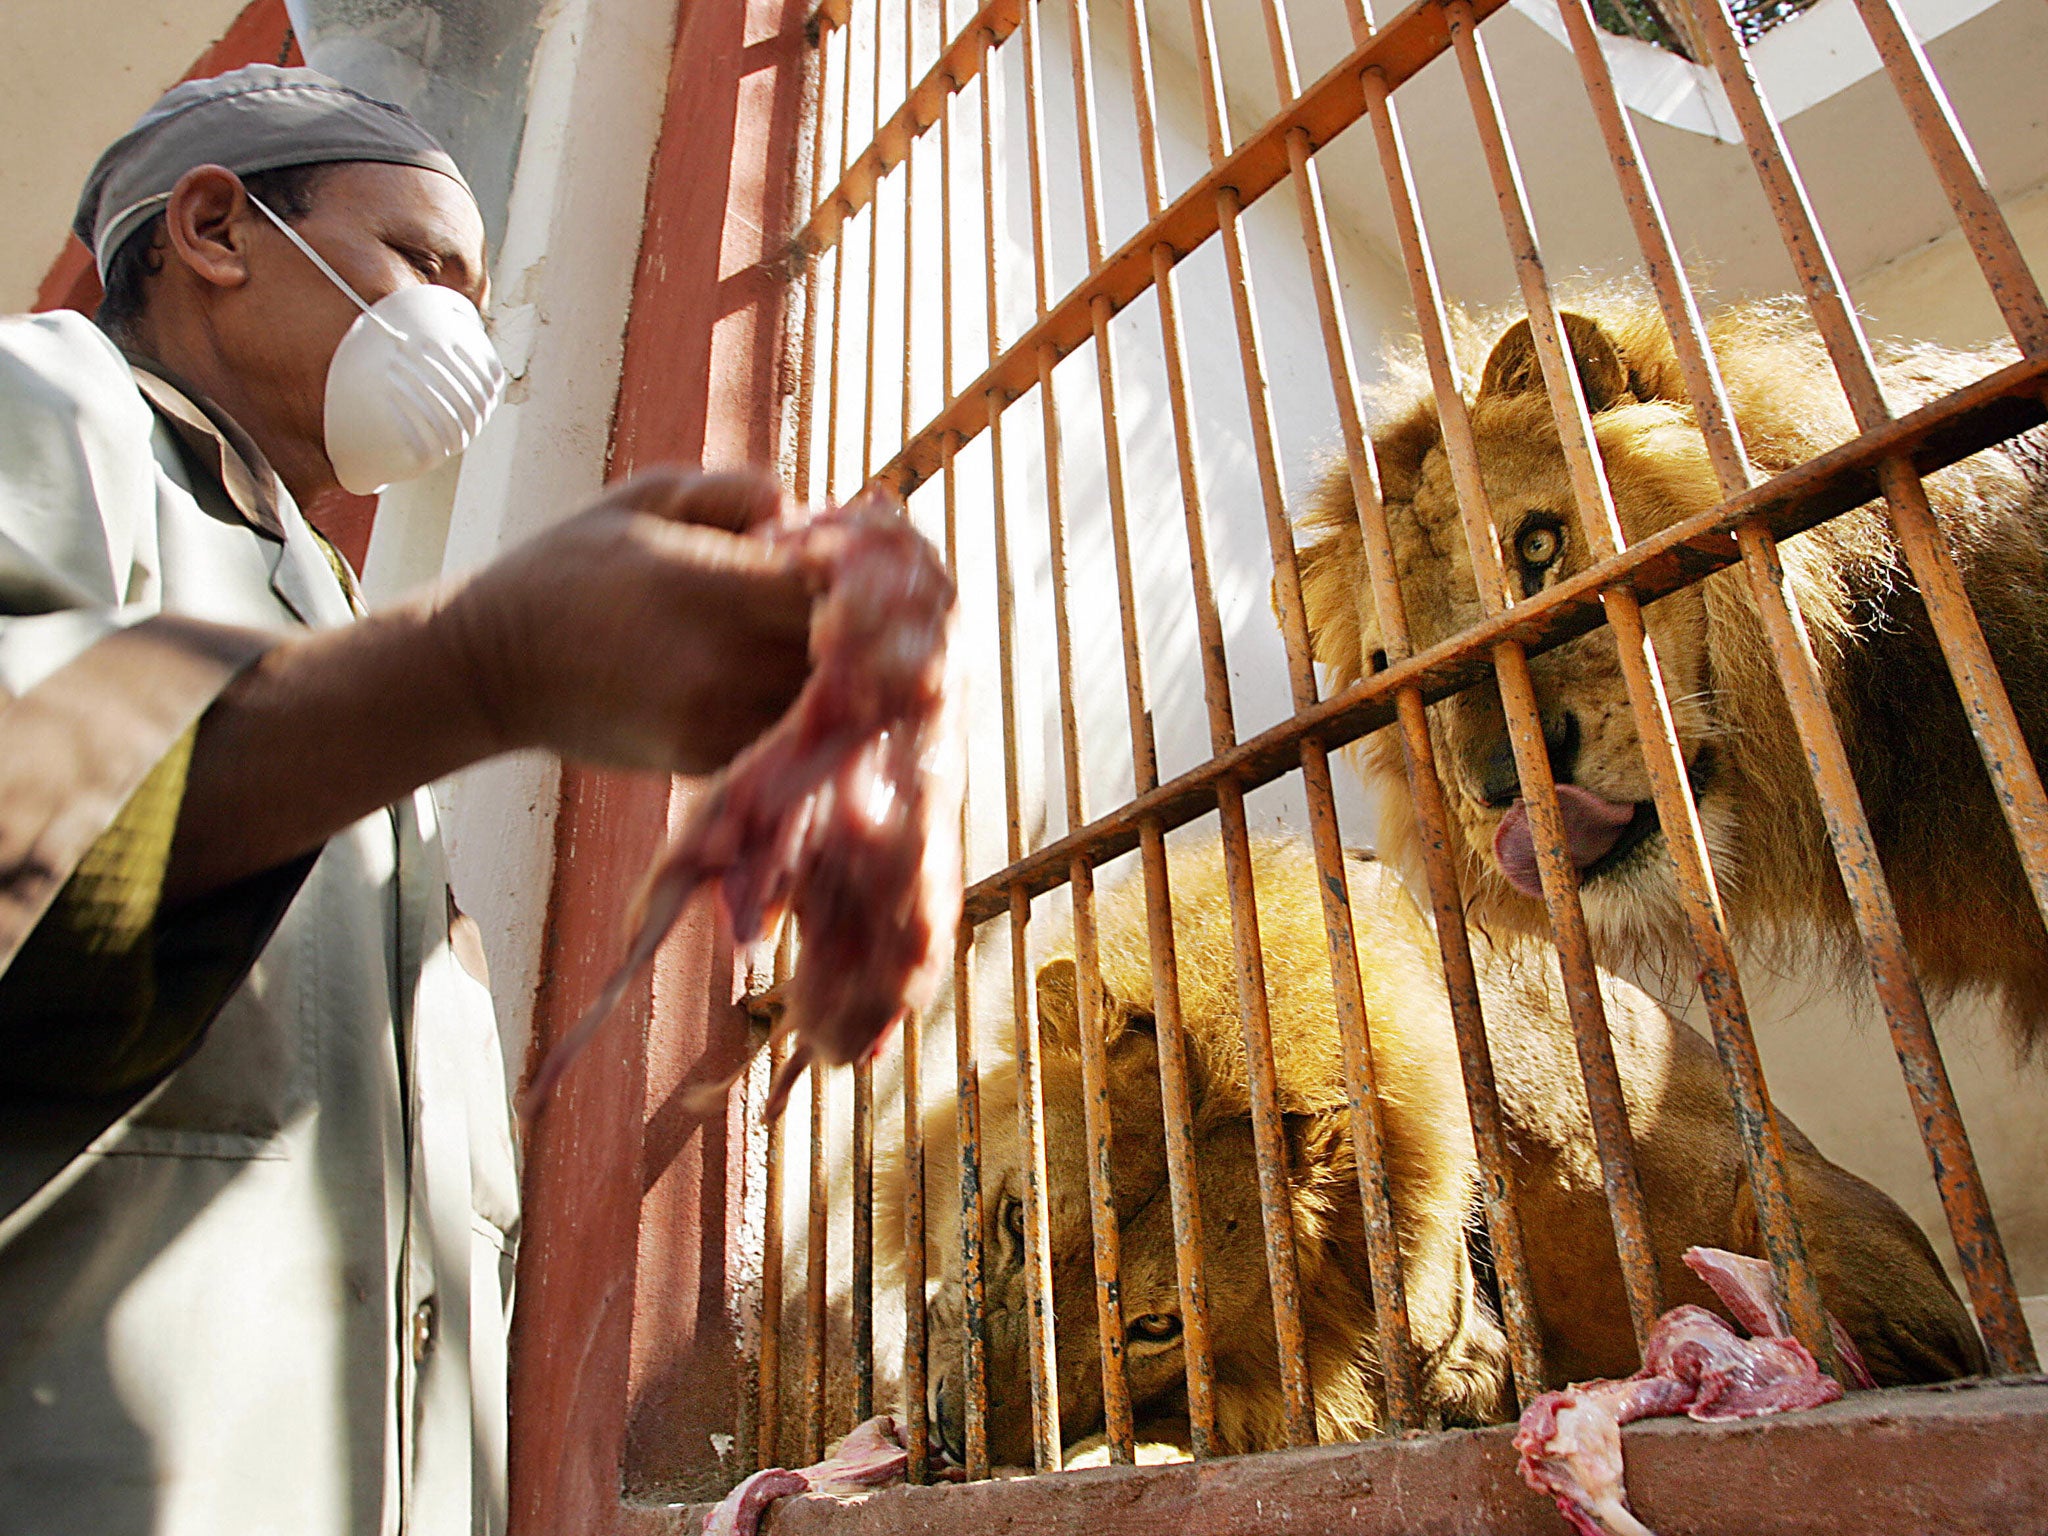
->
[508, 1, 817, 1529]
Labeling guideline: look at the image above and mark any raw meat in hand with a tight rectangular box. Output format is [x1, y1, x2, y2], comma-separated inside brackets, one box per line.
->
[1514, 1246, 1854, 1536]
[521, 486, 964, 1123]
[703, 1415, 915, 1536]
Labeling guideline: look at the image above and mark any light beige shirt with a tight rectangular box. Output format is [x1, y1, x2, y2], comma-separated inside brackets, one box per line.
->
[0, 310, 519, 1536]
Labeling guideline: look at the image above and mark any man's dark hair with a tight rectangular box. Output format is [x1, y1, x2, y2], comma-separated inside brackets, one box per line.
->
[96, 162, 333, 340]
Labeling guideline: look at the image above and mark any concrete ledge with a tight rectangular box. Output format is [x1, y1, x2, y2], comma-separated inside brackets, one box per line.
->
[625, 1378, 2048, 1535]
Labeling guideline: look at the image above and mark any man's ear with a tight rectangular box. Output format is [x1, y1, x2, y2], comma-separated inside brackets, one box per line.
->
[161, 164, 259, 292]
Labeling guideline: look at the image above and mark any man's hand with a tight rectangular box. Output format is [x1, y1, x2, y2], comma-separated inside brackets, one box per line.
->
[167, 466, 818, 905]
[437, 467, 815, 775]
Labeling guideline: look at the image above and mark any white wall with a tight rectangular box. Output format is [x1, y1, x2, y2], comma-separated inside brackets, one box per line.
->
[359, 0, 682, 1092]
[0, 0, 255, 309]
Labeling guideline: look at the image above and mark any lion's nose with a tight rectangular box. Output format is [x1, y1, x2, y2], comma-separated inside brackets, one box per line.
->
[1479, 712, 1580, 805]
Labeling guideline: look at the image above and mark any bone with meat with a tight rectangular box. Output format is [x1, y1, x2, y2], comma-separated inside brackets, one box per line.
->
[701, 1415, 915, 1536]
[520, 486, 964, 1123]
[1514, 1246, 1856, 1536]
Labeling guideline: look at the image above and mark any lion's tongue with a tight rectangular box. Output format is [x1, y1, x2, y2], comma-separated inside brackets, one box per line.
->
[1492, 785, 1639, 899]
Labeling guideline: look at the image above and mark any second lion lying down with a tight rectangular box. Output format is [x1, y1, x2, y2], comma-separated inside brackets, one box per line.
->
[917, 838, 1981, 1464]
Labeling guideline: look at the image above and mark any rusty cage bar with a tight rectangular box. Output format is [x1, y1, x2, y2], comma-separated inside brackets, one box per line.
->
[746, 0, 2046, 1508]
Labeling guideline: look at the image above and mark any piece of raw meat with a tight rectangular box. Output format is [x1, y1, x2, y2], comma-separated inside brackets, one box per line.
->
[702, 1415, 914, 1536]
[1514, 1376, 1693, 1536]
[521, 486, 964, 1124]
[1681, 1246, 1875, 1390]
[1514, 1246, 1854, 1536]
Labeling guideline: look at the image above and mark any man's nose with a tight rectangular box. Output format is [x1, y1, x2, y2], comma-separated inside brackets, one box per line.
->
[1477, 712, 1580, 805]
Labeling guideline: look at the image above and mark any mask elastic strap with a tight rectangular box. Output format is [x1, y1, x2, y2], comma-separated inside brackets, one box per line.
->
[248, 194, 403, 339]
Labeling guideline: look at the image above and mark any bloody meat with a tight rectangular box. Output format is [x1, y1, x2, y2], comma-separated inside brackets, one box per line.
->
[1515, 1246, 1858, 1536]
[521, 486, 964, 1123]
[701, 1416, 915, 1536]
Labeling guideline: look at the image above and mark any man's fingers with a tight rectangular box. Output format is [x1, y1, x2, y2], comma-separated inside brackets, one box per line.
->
[599, 465, 793, 533]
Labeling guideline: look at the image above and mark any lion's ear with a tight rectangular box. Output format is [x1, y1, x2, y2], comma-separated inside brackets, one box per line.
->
[1478, 312, 1632, 414]
[1109, 1007, 1160, 1082]
[1035, 957, 1081, 1050]
[1284, 1108, 1354, 1188]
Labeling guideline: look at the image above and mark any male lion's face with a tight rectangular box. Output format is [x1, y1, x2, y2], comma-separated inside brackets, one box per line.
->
[924, 996, 1294, 1465]
[1311, 315, 1734, 953]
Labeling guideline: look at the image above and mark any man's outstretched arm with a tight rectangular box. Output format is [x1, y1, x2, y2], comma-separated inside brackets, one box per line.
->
[166, 467, 815, 906]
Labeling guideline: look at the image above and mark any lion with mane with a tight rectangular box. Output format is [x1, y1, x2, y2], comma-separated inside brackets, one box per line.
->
[915, 837, 1981, 1465]
[1292, 295, 2048, 1043]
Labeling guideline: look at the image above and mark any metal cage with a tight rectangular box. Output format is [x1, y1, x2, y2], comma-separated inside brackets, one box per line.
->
[736, 0, 2046, 1519]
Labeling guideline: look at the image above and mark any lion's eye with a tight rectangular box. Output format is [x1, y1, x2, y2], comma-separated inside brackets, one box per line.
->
[1515, 521, 1562, 570]
[1002, 1197, 1025, 1247]
[1126, 1313, 1182, 1343]
[1513, 519, 1566, 598]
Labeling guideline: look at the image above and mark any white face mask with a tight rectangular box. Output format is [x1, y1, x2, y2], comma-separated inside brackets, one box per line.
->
[251, 194, 506, 496]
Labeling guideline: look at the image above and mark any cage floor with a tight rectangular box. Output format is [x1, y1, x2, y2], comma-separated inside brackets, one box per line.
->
[636, 1377, 2048, 1536]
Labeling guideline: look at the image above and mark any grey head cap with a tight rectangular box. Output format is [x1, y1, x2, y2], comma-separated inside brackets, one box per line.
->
[74, 63, 473, 278]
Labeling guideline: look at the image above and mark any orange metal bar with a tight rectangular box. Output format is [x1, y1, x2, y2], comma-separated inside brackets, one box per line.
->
[1844, 0, 2048, 356]
[1064, 0, 1223, 1459]
[875, 0, 1515, 495]
[757, 1025, 790, 1467]
[937, 16, 992, 1475]
[1444, 0, 1835, 1374]
[978, 16, 1061, 1470]
[820, 8, 859, 502]
[782, 18, 847, 1474]
[1684, 0, 2039, 1374]
[860, 0, 887, 486]
[898, 0, 930, 1490]
[951, 915, 991, 1480]
[948, 586, 993, 1478]
[804, 1054, 829, 1463]
[797, 0, 1024, 258]
[849, 0, 887, 1427]
[900, 995, 927, 1485]
[764, 27, 831, 1451]
[1009, 884, 1062, 1475]
[1017, 0, 1137, 1466]
[1187, 0, 1425, 1433]
[790, 6, 838, 510]
[1263, 0, 1552, 1414]
[852, 1057, 876, 1422]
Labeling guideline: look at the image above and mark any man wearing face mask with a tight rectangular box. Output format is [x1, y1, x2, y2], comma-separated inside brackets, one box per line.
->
[0, 66, 814, 1534]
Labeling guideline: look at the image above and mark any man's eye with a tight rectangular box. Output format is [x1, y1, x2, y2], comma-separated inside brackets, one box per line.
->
[396, 246, 441, 280]
[1126, 1313, 1182, 1343]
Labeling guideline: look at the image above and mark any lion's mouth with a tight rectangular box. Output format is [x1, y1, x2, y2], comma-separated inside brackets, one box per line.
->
[1489, 751, 1714, 899]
